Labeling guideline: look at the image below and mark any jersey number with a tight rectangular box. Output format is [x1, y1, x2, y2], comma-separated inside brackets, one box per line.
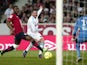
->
[82, 19, 87, 30]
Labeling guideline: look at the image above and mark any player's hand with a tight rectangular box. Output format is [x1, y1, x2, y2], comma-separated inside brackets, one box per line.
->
[71, 36, 76, 41]
[71, 38, 76, 41]
[10, 28, 14, 35]
[40, 5, 43, 9]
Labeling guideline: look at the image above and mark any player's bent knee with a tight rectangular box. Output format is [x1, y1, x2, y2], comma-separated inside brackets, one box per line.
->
[40, 38, 44, 42]
[25, 35, 34, 41]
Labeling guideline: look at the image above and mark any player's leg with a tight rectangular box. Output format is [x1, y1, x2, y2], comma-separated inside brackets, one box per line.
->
[38, 38, 44, 58]
[32, 41, 43, 52]
[1, 35, 20, 55]
[23, 41, 43, 58]
[76, 39, 82, 62]
[23, 42, 33, 57]
[76, 43, 81, 57]
[29, 33, 45, 58]
[1, 32, 24, 55]
[23, 34, 44, 58]
[25, 35, 43, 51]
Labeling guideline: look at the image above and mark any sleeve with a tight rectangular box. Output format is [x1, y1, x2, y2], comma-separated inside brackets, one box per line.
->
[4, 9, 9, 18]
[4, 9, 8, 15]
[37, 7, 43, 17]
[72, 19, 79, 36]
[7, 14, 13, 22]
[28, 18, 38, 33]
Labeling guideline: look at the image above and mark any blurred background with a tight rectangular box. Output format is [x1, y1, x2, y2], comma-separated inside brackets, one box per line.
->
[63, 0, 87, 65]
[0, 0, 87, 65]
[0, 0, 56, 65]
[0, 0, 56, 23]
[63, 0, 87, 23]
[0, 0, 56, 35]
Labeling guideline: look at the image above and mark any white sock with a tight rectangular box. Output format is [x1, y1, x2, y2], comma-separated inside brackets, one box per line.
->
[13, 44, 19, 49]
[39, 42, 44, 55]
[26, 42, 33, 52]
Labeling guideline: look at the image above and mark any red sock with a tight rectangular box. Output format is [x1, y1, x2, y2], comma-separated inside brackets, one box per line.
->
[33, 43, 38, 46]
[33, 43, 43, 52]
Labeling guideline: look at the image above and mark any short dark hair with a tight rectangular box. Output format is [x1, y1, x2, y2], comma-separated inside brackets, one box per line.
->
[31, 9, 38, 14]
[32, 9, 38, 12]
[13, 5, 18, 9]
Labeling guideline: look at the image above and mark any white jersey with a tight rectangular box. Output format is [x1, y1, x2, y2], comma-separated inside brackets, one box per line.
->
[27, 7, 43, 34]
[27, 7, 43, 41]
[4, 8, 13, 18]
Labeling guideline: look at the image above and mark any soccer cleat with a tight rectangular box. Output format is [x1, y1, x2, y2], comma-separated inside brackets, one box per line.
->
[0, 51, 4, 56]
[38, 48, 48, 59]
[23, 51, 27, 58]
[76, 57, 82, 62]
[38, 54, 43, 58]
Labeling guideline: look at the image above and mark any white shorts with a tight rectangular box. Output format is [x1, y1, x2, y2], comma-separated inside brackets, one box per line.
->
[27, 32, 42, 42]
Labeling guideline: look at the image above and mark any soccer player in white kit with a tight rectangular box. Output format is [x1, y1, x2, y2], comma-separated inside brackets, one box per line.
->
[23, 5, 44, 58]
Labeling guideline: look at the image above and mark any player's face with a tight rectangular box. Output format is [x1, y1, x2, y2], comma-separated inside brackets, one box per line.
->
[9, 4, 13, 8]
[14, 7, 19, 14]
[32, 11, 37, 18]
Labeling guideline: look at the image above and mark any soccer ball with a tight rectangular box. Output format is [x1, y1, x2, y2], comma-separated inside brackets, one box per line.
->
[44, 52, 53, 59]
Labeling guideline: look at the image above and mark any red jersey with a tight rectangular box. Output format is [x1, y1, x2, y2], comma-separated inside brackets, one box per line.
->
[8, 14, 23, 35]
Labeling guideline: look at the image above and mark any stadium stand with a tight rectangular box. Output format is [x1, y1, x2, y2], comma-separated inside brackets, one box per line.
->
[63, 0, 87, 23]
[18, 0, 56, 23]
[1, 0, 87, 23]
[0, 0, 17, 23]
[0, 0, 56, 23]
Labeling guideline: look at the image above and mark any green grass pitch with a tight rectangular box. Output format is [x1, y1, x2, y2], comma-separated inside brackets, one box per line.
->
[1, 50, 87, 65]
[0, 50, 56, 65]
[63, 51, 87, 65]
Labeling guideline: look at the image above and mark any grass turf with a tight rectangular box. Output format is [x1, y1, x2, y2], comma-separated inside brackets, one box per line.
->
[63, 51, 87, 65]
[0, 50, 56, 65]
[1, 50, 87, 65]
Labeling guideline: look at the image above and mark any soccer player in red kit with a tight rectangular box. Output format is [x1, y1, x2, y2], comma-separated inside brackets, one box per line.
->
[1, 5, 43, 55]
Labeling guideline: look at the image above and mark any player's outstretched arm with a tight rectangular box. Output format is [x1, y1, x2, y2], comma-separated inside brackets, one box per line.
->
[37, 5, 43, 17]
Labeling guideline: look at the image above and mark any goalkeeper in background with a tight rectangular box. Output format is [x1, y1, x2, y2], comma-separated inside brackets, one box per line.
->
[72, 15, 87, 62]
